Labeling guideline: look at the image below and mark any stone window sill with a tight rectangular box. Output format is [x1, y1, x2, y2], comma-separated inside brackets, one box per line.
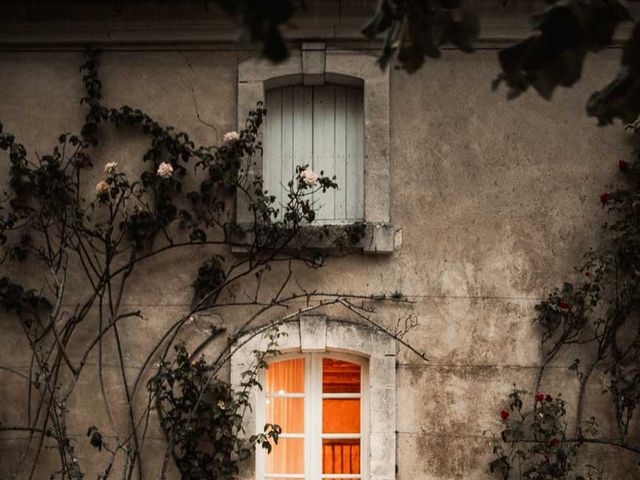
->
[229, 222, 396, 255]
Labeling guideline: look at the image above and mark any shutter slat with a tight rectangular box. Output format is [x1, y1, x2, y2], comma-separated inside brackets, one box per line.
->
[334, 86, 347, 220]
[281, 86, 294, 214]
[346, 87, 364, 220]
[355, 88, 364, 220]
[293, 85, 313, 191]
[265, 88, 282, 219]
[313, 85, 335, 221]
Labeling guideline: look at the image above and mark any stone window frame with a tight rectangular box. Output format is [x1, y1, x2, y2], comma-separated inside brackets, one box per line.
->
[235, 43, 395, 254]
[230, 315, 397, 480]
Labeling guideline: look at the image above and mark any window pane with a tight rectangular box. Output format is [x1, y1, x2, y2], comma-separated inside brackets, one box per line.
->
[266, 397, 304, 433]
[322, 439, 360, 474]
[266, 358, 305, 394]
[322, 399, 360, 433]
[323, 358, 360, 393]
[265, 438, 304, 474]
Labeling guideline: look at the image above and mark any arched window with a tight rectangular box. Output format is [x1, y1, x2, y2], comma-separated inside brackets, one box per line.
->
[230, 316, 396, 480]
[264, 84, 364, 224]
[256, 353, 368, 480]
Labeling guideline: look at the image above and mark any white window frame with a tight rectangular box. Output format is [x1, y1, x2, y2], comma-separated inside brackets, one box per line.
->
[256, 352, 369, 480]
[230, 315, 396, 480]
[236, 44, 396, 254]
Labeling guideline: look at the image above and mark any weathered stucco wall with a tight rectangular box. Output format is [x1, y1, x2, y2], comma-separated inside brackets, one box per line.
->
[0, 4, 637, 479]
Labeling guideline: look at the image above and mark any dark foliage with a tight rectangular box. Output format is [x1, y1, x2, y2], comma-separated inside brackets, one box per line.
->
[192, 255, 227, 304]
[0, 48, 338, 479]
[0, 276, 51, 317]
[362, 0, 479, 73]
[588, 23, 640, 124]
[493, 0, 630, 102]
[149, 341, 281, 480]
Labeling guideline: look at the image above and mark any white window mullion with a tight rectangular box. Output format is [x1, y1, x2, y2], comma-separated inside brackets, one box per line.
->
[321, 434, 361, 440]
[304, 354, 313, 480]
[265, 393, 306, 398]
[278, 433, 305, 439]
[321, 393, 361, 399]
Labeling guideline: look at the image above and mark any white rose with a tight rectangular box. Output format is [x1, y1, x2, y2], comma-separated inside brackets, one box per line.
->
[104, 162, 118, 174]
[156, 162, 174, 178]
[96, 181, 109, 194]
[217, 400, 226, 410]
[223, 131, 240, 143]
[299, 168, 318, 186]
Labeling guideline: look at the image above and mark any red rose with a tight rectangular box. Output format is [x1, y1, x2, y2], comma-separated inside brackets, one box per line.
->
[559, 302, 571, 311]
[619, 160, 629, 172]
[585, 271, 591, 277]
[545, 394, 553, 402]
[549, 438, 560, 446]
[535, 392, 545, 401]
[500, 410, 510, 420]
[600, 192, 609, 206]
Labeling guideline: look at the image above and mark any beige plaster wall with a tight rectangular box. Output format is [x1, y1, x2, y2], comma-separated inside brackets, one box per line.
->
[0, 36, 635, 480]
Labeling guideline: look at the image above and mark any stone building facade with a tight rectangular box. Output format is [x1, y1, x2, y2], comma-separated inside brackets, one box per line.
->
[0, 1, 637, 479]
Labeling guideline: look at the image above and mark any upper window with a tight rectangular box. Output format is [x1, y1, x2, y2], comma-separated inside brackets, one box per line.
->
[237, 48, 394, 252]
[256, 353, 368, 480]
[264, 84, 364, 224]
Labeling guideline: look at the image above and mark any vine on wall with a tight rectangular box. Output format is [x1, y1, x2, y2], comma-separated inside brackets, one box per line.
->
[489, 128, 640, 479]
[0, 50, 419, 479]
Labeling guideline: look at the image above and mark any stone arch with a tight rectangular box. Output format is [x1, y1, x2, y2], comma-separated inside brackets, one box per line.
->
[230, 315, 396, 480]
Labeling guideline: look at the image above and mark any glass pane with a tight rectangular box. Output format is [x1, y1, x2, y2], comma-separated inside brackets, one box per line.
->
[322, 439, 360, 474]
[323, 358, 360, 393]
[265, 438, 304, 474]
[265, 397, 304, 433]
[323, 399, 360, 433]
[266, 358, 305, 394]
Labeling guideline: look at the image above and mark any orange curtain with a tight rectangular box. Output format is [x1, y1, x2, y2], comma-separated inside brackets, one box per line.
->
[265, 358, 305, 475]
[266, 357, 304, 394]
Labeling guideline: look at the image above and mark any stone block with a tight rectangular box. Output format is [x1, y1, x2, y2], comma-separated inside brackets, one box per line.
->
[302, 42, 326, 85]
[299, 314, 327, 352]
[326, 320, 373, 353]
[370, 386, 395, 433]
[370, 431, 396, 477]
[238, 55, 302, 83]
[370, 355, 396, 387]
[363, 223, 395, 255]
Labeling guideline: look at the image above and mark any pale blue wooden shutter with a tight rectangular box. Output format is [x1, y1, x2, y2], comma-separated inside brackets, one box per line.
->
[265, 84, 363, 223]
